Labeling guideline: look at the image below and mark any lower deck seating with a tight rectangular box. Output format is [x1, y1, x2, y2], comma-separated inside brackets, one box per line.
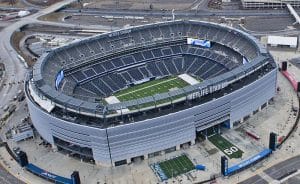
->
[65, 42, 242, 98]
[73, 53, 228, 97]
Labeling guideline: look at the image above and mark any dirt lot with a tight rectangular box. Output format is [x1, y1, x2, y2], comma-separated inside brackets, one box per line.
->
[11, 31, 36, 67]
[38, 11, 67, 22]
[26, 0, 62, 6]
[0, 0, 25, 8]
[69, 0, 198, 11]
[0, 0, 61, 7]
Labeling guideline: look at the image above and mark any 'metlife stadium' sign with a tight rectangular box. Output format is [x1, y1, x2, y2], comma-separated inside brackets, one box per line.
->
[188, 82, 229, 99]
[108, 29, 132, 37]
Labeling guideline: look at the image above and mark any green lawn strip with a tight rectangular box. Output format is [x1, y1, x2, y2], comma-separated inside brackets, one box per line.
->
[177, 156, 187, 169]
[159, 162, 172, 178]
[231, 150, 243, 158]
[170, 157, 183, 175]
[208, 134, 243, 159]
[180, 155, 194, 171]
[164, 158, 180, 177]
[158, 155, 195, 179]
[164, 160, 176, 178]
[169, 159, 182, 176]
[181, 155, 195, 170]
[165, 159, 176, 177]
[176, 157, 190, 174]
[159, 162, 171, 178]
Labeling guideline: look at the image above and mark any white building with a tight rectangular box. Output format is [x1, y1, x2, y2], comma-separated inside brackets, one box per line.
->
[241, 0, 300, 8]
[267, 35, 298, 48]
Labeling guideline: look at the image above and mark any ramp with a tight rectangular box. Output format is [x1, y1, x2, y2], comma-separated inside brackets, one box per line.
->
[286, 3, 300, 25]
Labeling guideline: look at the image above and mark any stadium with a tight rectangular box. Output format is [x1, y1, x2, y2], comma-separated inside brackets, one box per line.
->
[25, 20, 277, 167]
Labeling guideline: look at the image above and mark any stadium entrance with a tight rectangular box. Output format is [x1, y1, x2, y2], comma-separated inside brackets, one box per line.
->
[53, 137, 95, 164]
[131, 155, 146, 163]
[196, 124, 221, 141]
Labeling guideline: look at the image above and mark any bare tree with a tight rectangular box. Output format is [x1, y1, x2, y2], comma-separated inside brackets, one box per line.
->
[9, 0, 16, 6]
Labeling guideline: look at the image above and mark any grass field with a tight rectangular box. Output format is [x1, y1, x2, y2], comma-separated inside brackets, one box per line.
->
[208, 134, 244, 159]
[158, 155, 195, 178]
[114, 76, 190, 102]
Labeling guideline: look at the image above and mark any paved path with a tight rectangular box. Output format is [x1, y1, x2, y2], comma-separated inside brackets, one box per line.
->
[238, 175, 268, 184]
[264, 155, 300, 180]
[0, 164, 25, 184]
[239, 153, 300, 184]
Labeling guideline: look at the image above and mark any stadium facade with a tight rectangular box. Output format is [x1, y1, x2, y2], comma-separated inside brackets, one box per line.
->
[25, 20, 277, 166]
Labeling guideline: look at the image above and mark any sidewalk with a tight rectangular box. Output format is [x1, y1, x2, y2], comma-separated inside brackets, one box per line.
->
[0, 147, 50, 184]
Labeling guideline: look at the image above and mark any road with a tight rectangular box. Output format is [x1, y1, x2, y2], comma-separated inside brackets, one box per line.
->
[264, 155, 300, 180]
[20, 0, 42, 9]
[238, 175, 268, 184]
[62, 8, 293, 18]
[0, 2, 80, 183]
[240, 155, 300, 184]
[239, 25, 300, 36]
[0, 0, 78, 116]
[0, 1, 125, 116]
[0, 164, 25, 184]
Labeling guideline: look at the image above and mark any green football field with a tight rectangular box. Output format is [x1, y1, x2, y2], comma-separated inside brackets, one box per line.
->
[114, 76, 190, 102]
[208, 134, 244, 159]
[159, 155, 195, 178]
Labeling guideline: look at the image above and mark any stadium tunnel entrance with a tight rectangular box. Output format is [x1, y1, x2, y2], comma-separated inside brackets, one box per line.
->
[196, 120, 231, 141]
[53, 136, 95, 164]
[130, 155, 146, 163]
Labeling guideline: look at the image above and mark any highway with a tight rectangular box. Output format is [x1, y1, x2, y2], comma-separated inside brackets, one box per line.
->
[61, 8, 292, 18]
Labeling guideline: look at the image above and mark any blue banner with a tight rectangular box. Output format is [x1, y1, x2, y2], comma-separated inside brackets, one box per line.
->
[187, 38, 211, 48]
[226, 149, 272, 175]
[26, 163, 73, 184]
[55, 70, 64, 90]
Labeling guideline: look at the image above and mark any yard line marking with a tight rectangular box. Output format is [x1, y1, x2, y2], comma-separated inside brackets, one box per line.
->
[116, 77, 178, 97]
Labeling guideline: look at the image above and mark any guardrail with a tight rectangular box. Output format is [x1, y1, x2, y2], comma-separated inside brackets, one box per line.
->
[277, 92, 300, 148]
